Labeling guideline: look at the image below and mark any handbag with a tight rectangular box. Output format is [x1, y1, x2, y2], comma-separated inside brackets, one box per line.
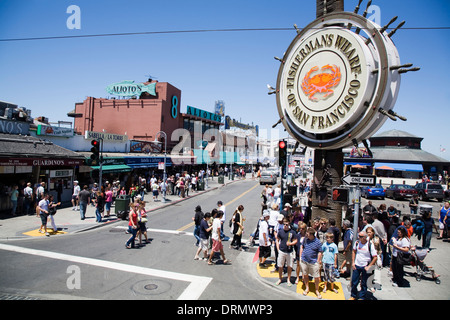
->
[396, 250, 412, 265]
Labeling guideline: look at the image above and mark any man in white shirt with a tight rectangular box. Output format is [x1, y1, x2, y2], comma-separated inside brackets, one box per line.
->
[23, 182, 33, 215]
[72, 180, 80, 210]
[217, 201, 228, 240]
[258, 211, 271, 266]
[350, 231, 378, 300]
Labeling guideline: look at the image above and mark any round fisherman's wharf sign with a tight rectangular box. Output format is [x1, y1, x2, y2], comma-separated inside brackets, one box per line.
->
[276, 12, 401, 149]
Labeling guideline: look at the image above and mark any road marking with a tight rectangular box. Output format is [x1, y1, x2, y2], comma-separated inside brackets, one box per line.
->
[177, 182, 260, 232]
[0, 243, 211, 300]
[115, 226, 193, 236]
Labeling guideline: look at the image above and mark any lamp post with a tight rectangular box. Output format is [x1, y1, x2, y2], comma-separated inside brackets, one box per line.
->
[154, 131, 167, 203]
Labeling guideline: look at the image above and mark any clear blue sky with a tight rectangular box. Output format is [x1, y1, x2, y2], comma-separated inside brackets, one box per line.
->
[1, 0, 449, 159]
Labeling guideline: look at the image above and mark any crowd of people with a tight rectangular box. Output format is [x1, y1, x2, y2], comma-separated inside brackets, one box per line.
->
[247, 181, 448, 300]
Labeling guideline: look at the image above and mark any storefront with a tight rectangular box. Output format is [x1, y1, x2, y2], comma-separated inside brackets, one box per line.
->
[0, 133, 85, 213]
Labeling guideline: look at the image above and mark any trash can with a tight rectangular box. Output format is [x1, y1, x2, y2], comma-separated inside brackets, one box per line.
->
[197, 181, 205, 191]
[115, 195, 130, 220]
[218, 176, 224, 184]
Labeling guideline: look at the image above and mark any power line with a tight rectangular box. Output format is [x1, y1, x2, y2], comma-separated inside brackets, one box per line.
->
[1, 26, 449, 42]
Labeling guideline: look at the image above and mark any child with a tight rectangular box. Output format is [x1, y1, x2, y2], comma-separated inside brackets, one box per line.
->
[322, 232, 339, 294]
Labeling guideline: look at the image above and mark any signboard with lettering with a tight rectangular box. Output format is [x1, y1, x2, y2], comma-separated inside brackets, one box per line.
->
[85, 131, 128, 143]
[275, 12, 402, 149]
[186, 106, 221, 123]
[37, 124, 74, 137]
[0, 119, 30, 135]
[106, 80, 156, 97]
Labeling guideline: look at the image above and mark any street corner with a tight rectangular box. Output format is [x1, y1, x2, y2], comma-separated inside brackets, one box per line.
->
[253, 247, 346, 300]
[295, 280, 345, 300]
[22, 227, 67, 237]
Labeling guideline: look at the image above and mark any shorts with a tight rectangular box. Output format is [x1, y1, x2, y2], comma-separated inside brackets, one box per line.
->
[105, 202, 112, 211]
[277, 251, 294, 268]
[39, 213, 48, 225]
[153, 190, 159, 196]
[323, 263, 336, 282]
[259, 245, 271, 259]
[300, 260, 321, 278]
[72, 195, 78, 201]
[211, 239, 223, 252]
[200, 238, 209, 251]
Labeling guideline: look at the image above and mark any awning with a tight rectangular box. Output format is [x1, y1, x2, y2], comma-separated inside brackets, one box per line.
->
[374, 162, 423, 172]
[344, 162, 370, 167]
[193, 149, 211, 164]
[91, 164, 132, 173]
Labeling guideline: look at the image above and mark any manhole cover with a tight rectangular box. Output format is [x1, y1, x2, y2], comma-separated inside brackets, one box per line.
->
[144, 284, 158, 290]
[131, 279, 171, 296]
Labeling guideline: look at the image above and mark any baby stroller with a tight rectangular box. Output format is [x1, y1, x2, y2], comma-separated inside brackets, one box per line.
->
[411, 247, 440, 284]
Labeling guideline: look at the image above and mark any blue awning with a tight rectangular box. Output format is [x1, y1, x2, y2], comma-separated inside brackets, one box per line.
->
[374, 162, 423, 172]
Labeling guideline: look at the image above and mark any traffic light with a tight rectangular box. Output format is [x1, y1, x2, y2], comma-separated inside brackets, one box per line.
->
[90, 139, 100, 164]
[332, 187, 349, 203]
[279, 139, 287, 168]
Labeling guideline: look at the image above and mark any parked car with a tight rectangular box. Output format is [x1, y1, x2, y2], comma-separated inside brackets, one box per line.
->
[266, 167, 280, 177]
[259, 171, 277, 185]
[414, 182, 444, 201]
[361, 184, 385, 199]
[385, 184, 417, 200]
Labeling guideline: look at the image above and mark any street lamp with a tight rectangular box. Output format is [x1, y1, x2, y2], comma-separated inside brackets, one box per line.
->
[154, 131, 167, 203]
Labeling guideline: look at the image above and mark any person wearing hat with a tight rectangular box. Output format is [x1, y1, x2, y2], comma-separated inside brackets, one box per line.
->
[258, 211, 271, 267]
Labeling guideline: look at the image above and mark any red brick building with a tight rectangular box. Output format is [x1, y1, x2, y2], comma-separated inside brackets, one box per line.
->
[69, 81, 181, 149]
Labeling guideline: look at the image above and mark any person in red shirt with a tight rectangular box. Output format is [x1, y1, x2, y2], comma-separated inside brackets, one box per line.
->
[125, 203, 139, 249]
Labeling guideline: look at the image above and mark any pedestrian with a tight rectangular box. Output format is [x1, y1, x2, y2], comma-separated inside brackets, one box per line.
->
[78, 185, 91, 220]
[316, 218, 328, 243]
[299, 227, 323, 299]
[194, 212, 212, 260]
[437, 201, 450, 239]
[137, 200, 149, 246]
[207, 210, 229, 265]
[258, 210, 271, 267]
[230, 205, 245, 250]
[421, 210, 436, 250]
[350, 231, 378, 300]
[391, 227, 411, 287]
[125, 202, 140, 249]
[23, 182, 33, 216]
[104, 186, 113, 217]
[47, 195, 60, 233]
[275, 217, 297, 287]
[35, 182, 45, 207]
[366, 226, 383, 291]
[409, 194, 419, 215]
[322, 232, 339, 294]
[37, 193, 50, 236]
[217, 201, 227, 240]
[192, 205, 204, 247]
[95, 190, 105, 222]
[339, 220, 353, 278]
[295, 221, 307, 284]
[9, 185, 19, 216]
[151, 179, 159, 201]
[327, 218, 340, 247]
[72, 180, 80, 211]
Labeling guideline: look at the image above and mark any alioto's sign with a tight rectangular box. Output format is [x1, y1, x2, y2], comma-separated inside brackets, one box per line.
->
[276, 12, 402, 149]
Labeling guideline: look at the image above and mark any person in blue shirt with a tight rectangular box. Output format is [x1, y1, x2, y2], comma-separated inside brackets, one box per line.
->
[438, 202, 450, 240]
[299, 227, 323, 299]
[322, 232, 339, 294]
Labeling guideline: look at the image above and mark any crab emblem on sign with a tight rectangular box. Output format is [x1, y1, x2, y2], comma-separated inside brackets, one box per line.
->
[301, 64, 341, 101]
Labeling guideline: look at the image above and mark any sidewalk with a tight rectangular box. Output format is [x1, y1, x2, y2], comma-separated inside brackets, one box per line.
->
[0, 176, 241, 241]
[252, 232, 450, 300]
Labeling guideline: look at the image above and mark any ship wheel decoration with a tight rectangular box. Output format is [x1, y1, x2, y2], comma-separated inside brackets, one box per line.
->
[270, 0, 419, 150]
